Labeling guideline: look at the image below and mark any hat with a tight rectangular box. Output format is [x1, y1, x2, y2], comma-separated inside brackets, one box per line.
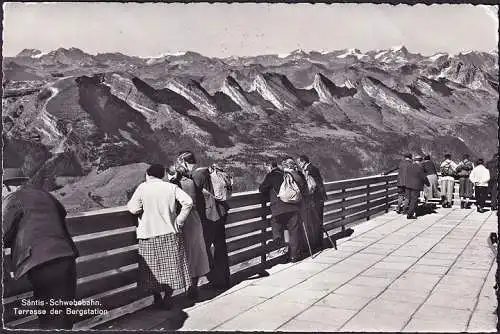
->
[3, 168, 29, 186]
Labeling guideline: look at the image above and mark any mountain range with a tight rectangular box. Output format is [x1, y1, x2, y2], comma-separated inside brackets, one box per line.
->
[2, 46, 498, 213]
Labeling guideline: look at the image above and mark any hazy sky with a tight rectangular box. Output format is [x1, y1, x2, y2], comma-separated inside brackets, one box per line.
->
[3, 3, 498, 58]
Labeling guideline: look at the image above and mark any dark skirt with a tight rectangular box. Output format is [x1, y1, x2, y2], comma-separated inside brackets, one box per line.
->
[300, 196, 323, 252]
[459, 177, 474, 198]
[138, 233, 192, 293]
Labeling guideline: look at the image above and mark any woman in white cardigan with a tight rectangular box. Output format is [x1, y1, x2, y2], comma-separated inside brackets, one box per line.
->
[127, 164, 193, 308]
[469, 159, 491, 213]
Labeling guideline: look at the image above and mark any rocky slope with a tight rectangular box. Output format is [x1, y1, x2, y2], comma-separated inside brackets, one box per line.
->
[2, 47, 498, 212]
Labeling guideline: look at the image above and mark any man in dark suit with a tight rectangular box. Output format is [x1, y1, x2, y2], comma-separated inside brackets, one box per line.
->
[177, 151, 230, 290]
[2, 168, 79, 329]
[384, 153, 413, 214]
[297, 155, 327, 251]
[259, 157, 306, 262]
[405, 155, 430, 219]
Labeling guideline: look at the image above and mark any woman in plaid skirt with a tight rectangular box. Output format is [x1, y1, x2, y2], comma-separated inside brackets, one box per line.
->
[127, 164, 194, 309]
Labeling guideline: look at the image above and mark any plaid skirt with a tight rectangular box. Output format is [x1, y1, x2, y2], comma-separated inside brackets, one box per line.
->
[138, 233, 192, 293]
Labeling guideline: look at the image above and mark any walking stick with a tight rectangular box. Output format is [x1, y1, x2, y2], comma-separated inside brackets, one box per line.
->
[300, 216, 314, 259]
[323, 226, 336, 250]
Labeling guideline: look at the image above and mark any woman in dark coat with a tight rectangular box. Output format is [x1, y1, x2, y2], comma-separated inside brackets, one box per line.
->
[456, 154, 474, 209]
[169, 162, 210, 300]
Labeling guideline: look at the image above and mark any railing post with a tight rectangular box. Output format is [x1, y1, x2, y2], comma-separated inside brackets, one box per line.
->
[260, 197, 268, 272]
[385, 178, 389, 213]
[366, 183, 371, 221]
[341, 187, 346, 231]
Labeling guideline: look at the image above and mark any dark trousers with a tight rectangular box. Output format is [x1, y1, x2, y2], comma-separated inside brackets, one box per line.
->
[476, 186, 489, 209]
[27, 256, 77, 329]
[490, 180, 498, 209]
[202, 216, 230, 289]
[270, 211, 302, 259]
[405, 188, 420, 218]
[397, 186, 408, 212]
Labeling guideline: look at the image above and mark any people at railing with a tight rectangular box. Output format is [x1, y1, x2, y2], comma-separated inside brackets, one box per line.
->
[297, 155, 328, 253]
[469, 159, 491, 213]
[2, 168, 79, 329]
[486, 153, 498, 211]
[168, 159, 210, 301]
[439, 153, 458, 208]
[127, 164, 193, 309]
[405, 155, 430, 220]
[456, 154, 475, 209]
[422, 155, 440, 203]
[177, 151, 231, 290]
[259, 157, 308, 262]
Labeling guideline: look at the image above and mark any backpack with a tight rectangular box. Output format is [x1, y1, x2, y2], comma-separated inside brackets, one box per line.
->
[278, 173, 302, 203]
[457, 160, 473, 177]
[440, 161, 454, 177]
[209, 165, 233, 201]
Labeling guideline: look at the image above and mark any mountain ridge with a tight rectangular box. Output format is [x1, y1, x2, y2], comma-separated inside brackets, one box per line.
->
[3, 45, 497, 212]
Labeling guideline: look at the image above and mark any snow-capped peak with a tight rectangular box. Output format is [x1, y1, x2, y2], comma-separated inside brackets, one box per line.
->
[32, 50, 50, 59]
[391, 45, 405, 52]
[337, 48, 366, 60]
[429, 53, 448, 61]
[144, 51, 187, 59]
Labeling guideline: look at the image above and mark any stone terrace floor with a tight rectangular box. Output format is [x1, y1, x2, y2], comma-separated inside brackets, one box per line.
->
[102, 206, 498, 332]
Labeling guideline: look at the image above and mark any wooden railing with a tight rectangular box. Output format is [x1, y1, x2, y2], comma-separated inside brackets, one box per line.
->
[2, 173, 400, 329]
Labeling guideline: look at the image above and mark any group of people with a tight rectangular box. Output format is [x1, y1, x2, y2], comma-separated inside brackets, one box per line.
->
[127, 151, 232, 310]
[126, 153, 329, 310]
[388, 152, 498, 218]
[258, 156, 327, 262]
[3, 148, 496, 329]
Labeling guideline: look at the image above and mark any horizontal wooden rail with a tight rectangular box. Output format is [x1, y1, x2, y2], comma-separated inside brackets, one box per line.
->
[5, 172, 492, 329]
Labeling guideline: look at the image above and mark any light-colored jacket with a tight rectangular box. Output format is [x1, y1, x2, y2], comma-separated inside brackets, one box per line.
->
[469, 165, 491, 187]
[127, 177, 193, 239]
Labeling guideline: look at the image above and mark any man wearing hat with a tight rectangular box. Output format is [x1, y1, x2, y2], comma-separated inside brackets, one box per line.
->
[2, 168, 79, 329]
[405, 155, 430, 219]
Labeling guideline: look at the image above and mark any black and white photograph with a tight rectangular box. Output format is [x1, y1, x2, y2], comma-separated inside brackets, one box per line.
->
[2, 2, 499, 331]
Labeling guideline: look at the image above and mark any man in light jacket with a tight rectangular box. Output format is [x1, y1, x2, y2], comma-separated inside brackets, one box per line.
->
[469, 159, 491, 213]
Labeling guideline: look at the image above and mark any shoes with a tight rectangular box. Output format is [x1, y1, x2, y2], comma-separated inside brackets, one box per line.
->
[460, 202, 465, 209]
[187, 286, 199, 300]
[477, 207, 485, 213]
[407, 216, 417, 220]
[153, 294, 173, 310]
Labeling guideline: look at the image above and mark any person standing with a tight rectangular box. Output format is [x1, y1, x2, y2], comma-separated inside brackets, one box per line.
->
[2, 168, 79, 329]
[259, 157, 308, 262]
[259, 159, 286, 247]
[421, 155, 440, 202]
[391, 153, 413, 214]
[127, 164, 193, 308]
[177, 151, 231, 290]
[469, 159, 491, 213]
[169, 162, 210, 300]
[455, 154, 475, 209]
[486, 153, 498, 211]
[439, 153, 458, 208]
[297, 155, 328, 252]
[405, 155, 430, 219]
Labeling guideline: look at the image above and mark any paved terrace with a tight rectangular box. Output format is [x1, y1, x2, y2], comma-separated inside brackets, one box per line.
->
[101, 207, 497, 332]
